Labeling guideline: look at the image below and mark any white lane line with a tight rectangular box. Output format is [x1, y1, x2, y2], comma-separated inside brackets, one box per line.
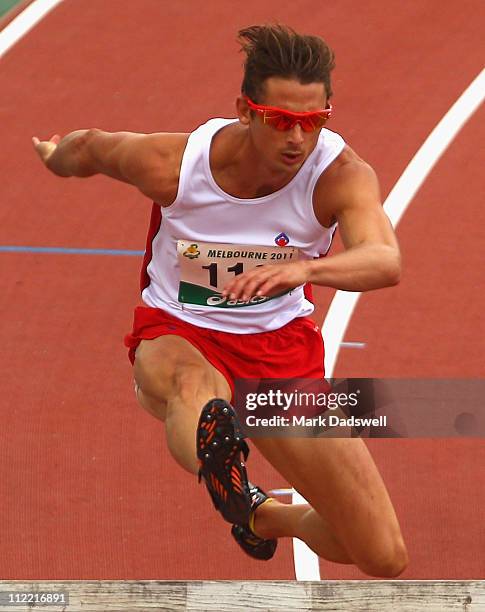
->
[383, 68, 485, 229]
[0, 0, 64, 59]
[291, 489, 318, 580]
[293, 66, 485, 582]
[340, 341, 366, 349]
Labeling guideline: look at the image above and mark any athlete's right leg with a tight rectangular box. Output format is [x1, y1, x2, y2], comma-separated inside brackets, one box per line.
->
[133, 335, 232, 474]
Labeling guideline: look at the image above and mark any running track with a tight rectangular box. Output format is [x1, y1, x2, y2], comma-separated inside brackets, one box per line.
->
[0, 0, 484, 580]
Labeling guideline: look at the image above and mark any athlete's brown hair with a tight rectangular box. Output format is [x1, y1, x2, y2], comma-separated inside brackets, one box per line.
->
[238, 24, 335, 102]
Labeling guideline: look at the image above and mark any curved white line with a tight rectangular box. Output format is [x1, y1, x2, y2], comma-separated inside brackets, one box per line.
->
[0, 0, 64, 59]
[293, 66, 485, 581]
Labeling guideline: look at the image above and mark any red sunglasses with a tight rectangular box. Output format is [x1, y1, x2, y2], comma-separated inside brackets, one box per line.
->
[244, 95, 332, 132]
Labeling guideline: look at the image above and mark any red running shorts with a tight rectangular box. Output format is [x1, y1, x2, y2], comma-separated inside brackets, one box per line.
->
[124, 306, 325, 396]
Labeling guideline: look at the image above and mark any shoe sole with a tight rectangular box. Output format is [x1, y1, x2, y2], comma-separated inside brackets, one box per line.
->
[197, 399, 251, 525]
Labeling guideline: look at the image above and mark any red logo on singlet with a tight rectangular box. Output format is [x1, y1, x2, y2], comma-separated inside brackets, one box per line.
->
[274, 232, 289, 247]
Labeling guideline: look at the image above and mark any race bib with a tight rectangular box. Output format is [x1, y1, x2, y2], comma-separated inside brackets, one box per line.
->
[177, 240, 299, 309]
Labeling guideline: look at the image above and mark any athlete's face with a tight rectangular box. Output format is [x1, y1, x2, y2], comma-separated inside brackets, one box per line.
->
[238, 77, 328, 173]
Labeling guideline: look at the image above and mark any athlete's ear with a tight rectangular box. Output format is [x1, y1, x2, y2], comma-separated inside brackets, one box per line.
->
[236, 96, 251, 126]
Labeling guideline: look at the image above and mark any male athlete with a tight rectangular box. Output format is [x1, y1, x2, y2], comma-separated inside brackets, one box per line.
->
[33, 25, 408, 576]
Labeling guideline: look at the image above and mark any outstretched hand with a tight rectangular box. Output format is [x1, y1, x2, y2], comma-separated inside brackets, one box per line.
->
[32, 134, 61, 165]
[222, 260, 311, 301]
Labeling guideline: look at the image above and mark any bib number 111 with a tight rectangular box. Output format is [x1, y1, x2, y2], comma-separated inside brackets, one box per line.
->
[202, 262, 244, 288]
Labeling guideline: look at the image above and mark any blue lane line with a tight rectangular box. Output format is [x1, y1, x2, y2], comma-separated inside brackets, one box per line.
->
[0, 245, 144, 256]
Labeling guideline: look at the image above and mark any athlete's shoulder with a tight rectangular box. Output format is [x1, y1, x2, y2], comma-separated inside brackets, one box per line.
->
[313, 145, 380, 225]
[146, 131, 190, 161]
[137, 132, 190, 206]
[317, 145, 378, 193]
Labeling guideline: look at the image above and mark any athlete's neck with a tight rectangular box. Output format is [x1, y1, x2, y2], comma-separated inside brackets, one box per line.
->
[209, 123, 301, 199]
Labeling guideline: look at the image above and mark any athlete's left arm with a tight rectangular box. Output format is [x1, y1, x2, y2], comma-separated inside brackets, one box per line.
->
[306, 158, 401, 291]
[222, 160, 401, 300]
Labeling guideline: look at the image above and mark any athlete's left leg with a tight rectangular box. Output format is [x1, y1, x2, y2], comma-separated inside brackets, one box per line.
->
[252, 498, 353, 564]
[251, 436, 408, 577]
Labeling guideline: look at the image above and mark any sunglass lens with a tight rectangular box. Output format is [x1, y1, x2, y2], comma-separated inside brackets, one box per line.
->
[262, 110, 329, 131]
[277, 116, 294, 130]
[263, 111, 282, 128]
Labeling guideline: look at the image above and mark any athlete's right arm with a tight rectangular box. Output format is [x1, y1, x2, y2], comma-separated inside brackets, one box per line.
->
[32, 129, 188, 204]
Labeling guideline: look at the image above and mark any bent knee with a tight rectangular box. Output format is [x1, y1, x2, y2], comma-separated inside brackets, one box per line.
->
[357, 540, 409, 578]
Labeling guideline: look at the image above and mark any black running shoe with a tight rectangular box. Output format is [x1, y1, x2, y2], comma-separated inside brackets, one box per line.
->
[231, 483, 277, 561]
[197, 398, 252, 525]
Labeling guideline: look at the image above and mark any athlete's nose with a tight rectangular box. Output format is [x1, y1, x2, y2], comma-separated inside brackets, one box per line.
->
[287, 122, 304, 146]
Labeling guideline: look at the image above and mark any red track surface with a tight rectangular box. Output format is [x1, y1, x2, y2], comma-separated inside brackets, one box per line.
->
[0, 0, 483, 580]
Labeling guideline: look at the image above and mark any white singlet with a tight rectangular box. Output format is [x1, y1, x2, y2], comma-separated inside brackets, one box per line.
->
[141, 118, 345, 333]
